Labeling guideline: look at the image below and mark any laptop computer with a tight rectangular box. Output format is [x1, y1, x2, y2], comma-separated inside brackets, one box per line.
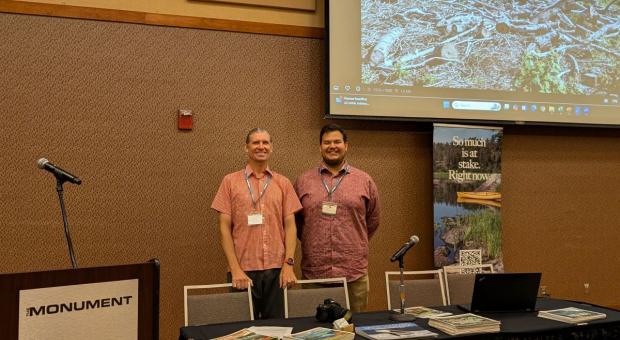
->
[457, 272, 541, 313]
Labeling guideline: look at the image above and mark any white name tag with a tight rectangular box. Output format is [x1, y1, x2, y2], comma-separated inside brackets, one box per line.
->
[321, 202, 338, 215]
[247, 213, 264, 225]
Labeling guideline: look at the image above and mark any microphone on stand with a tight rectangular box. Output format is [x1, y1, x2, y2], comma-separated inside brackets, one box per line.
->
[390, 235, 419, 262]
[37, 157, 80, 269]
[389, 235, 420, 322]
[37, 158, 82, 185]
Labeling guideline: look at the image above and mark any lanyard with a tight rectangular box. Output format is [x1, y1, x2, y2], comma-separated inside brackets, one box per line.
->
[319, 165, 349, 200]
[244, 169, 271, 210]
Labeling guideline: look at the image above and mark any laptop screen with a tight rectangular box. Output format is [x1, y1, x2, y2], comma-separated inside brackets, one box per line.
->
[466, 272, 542, 313]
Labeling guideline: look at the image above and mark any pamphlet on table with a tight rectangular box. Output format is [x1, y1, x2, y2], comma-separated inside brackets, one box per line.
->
[538, 307, 607, 324]
[356, 322, 438, 339]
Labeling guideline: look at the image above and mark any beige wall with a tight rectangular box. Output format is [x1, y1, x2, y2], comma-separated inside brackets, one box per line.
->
[13, 0, 325, 27]
[1, 11, 619, 340]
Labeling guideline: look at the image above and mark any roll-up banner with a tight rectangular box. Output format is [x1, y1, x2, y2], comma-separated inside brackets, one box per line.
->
[433, 123, 504, 272]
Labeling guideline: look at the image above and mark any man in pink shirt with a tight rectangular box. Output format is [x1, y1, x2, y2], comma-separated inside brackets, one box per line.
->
[294, 124, 380, 312]
[212, 128, 301, 319]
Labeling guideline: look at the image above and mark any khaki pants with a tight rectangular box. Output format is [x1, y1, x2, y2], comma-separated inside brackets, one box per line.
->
[303, 274, 369, 313]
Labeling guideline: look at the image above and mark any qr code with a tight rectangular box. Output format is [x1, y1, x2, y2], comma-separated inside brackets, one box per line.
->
[458, 249, 482, 273]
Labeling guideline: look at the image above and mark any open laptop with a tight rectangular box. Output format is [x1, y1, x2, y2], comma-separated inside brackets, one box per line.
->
[458, 272, 541, 313]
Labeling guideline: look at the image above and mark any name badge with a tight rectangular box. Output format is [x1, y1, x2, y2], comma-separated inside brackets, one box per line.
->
[321, 201, 338, 215]
[248, 212, 264, 225]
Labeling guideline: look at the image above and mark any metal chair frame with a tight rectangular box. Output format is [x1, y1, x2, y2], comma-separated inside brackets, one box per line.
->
[183, 283, 254, 326]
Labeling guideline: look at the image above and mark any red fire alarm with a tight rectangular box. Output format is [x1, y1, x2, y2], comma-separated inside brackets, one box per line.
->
[178, 109, 193, 130]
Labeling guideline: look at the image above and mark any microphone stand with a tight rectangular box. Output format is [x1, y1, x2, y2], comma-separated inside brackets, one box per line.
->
[389, 255, 415, 322]
[56, 178, 78, 269]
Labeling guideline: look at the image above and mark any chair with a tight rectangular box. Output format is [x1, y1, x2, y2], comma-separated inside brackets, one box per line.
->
[442, 264, 494, 305]
[385, 269, 446, 310]
[183, 283, 254, 326]
[284, 278, 349, 318]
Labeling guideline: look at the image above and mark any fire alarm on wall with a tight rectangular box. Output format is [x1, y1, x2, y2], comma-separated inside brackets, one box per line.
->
[178, 109, 193, 130]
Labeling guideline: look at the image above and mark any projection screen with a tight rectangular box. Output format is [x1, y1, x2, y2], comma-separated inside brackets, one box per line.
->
[326, 0, 620, 127]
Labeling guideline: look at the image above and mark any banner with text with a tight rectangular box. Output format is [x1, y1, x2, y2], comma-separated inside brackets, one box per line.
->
[433, 124, 503, 272]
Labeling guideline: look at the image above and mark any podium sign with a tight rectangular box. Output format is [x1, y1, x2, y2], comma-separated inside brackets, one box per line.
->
[19, 279, 138, 340]
[0, 261, 159, 340]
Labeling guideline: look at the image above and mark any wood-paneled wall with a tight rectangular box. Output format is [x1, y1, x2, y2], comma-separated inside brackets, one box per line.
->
[1, 13, 619, 339]
[0, 0, 324, 35]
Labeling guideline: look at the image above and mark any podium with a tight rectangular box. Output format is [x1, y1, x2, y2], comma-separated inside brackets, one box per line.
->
[0, 260, 159, 340]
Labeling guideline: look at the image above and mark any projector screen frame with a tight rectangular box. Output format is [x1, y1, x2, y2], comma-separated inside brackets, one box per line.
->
[324, 0, 620, 128]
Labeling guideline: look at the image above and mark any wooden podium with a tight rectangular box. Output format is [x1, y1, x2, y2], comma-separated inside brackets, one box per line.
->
[0, 260, 159, 340]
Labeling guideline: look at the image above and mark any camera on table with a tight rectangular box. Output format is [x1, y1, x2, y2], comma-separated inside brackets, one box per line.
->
[315, 298, 352, 323]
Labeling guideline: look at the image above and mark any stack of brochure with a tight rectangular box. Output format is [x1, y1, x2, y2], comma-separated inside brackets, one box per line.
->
[284, 327, 355, 340]
[538, 307, 607, 324]
[355, 322, 438, 339]
[428, 313, 500, 335]
[392, 306, 453, 319]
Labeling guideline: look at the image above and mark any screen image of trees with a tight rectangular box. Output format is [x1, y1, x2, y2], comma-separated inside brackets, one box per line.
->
[361, 0, 620, 96]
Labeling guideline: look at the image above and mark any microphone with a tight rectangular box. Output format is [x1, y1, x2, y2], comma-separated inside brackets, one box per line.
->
[390, 235, 419, 262]
[37, 158, 82, 185]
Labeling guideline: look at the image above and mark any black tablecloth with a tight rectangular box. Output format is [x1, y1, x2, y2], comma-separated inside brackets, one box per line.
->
[180, 298, 620, 339]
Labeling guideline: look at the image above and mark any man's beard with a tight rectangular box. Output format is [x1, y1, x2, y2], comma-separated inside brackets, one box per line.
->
[323, 156, 344, 167]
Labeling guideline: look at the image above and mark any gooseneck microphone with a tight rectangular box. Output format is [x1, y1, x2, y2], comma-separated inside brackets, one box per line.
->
[390, 235, 419, 262]
[37, 158, 82, 185]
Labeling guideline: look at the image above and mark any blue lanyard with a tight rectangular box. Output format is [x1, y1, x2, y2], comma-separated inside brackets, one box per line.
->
[244, 170, 271, 210]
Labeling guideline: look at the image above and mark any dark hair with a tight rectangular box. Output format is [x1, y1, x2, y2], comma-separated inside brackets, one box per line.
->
[320, 124, 348, 143]
[245, 128, 271, 144]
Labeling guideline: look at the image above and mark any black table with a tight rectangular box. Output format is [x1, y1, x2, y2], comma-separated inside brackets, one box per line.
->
[180, 298, 620, 339]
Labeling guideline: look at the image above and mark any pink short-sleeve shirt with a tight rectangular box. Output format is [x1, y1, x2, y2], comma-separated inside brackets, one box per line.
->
[212, 165, 302, 271]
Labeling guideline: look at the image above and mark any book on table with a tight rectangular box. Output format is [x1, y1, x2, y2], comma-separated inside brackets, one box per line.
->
[538, 307, 607, 324]
[428, 313, 500, 336]
[391, 306, 453, 318]
[355, 322, 438, 339]
[284, 327, 355, 340]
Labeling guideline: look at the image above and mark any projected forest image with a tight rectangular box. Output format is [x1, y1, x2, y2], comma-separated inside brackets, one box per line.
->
[361, 0, 620, 96]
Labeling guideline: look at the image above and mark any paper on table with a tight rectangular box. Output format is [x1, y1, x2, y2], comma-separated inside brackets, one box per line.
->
[248, 326, 293, 337]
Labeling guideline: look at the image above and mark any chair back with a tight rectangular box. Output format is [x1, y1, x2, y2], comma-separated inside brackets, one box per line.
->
[183, 283, 253, 326]
[284, 278, 349, 318]
[385, 269, 446, 310]
[443, 264, 494, 305]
